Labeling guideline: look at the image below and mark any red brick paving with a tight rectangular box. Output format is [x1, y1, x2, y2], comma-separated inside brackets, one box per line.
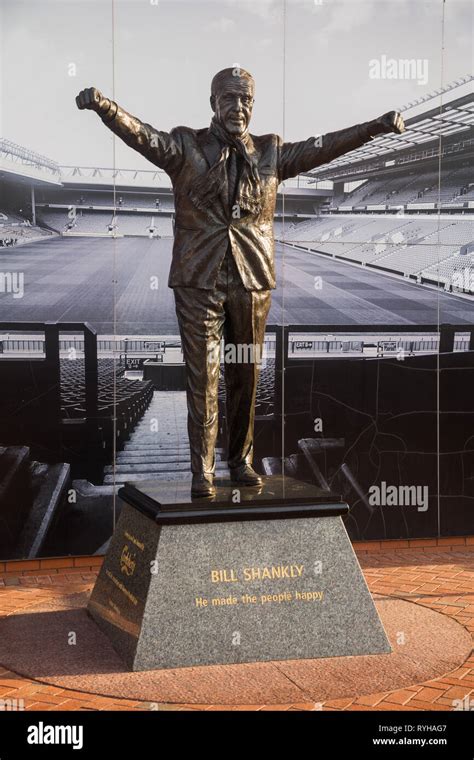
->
[0, 540, 473, 711]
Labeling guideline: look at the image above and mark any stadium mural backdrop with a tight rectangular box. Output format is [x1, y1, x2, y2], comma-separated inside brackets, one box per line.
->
[1, 1, 473, 561]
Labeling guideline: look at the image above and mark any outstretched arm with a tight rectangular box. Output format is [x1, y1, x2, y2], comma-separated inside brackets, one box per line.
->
[76, 87, 183, 176]
[278, 111, 405, 182]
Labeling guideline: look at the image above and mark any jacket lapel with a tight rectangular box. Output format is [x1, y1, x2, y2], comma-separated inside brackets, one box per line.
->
[199, 129, 221, 169]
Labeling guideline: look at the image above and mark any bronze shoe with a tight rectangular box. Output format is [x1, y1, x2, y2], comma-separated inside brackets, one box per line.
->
[191, 473, 216, 497]
[229, 464, 263, 486]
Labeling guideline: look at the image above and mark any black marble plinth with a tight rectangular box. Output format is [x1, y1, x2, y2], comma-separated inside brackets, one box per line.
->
[119, 475, 347, 525]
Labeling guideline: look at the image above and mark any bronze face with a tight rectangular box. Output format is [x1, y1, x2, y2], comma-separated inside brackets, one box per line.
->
[211, 76, 255, 137]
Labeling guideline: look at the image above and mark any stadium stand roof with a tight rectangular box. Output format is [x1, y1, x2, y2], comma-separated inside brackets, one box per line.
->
[58, 166, 317, 192]
[59, 165, 172, 190]
[305, 75, 474, 182]
[0, 139, 62, 186]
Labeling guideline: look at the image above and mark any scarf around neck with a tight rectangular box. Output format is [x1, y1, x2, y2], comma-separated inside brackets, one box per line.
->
[188, 117, 262, 216]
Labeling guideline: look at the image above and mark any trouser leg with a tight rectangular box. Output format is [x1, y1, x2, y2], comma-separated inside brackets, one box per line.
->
[223, 254, 272, 469]
[173, 280, 225, 475]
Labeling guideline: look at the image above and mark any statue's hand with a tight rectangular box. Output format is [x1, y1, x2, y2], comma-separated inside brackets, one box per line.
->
[375, 110, 406, 135]
[75, 87, 108, 112]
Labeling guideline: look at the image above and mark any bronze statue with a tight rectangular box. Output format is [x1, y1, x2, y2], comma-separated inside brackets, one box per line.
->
[76, 68, 405, 497]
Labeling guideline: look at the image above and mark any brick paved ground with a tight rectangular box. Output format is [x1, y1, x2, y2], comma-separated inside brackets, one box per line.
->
[0, 538, 473, 711]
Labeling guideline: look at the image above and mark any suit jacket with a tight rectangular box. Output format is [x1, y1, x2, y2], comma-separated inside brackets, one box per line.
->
[101, 104, 378, 291]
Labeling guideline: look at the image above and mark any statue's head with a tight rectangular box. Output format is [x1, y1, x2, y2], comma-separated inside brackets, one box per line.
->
[210, 67, 255, 137]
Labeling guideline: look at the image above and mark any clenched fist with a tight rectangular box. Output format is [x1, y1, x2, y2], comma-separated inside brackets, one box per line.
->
[373, 110, 406, 136]
[75, 87, 108, 113]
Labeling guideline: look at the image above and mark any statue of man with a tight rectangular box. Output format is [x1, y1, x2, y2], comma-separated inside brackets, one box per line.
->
[76, 68, 405, 497]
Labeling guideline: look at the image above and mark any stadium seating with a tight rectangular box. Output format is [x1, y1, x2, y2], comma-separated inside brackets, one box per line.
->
[343, 174, 420, 206]
[0, 210, 25, 225]
[37, 208, 174, 236]
[36, 189, 175, 210]
[340, 165, 473, 207]
[60, 357, 153, 422]
[0, 217, 53, 245]
[278, 215, 473, 279]
[377, 222, 474, 275]
[422, 251, 474, 289]
[35, 210, 72, 232]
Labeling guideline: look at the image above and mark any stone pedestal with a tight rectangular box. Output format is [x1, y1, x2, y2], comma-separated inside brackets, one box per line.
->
[87, 476, 391, 670]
